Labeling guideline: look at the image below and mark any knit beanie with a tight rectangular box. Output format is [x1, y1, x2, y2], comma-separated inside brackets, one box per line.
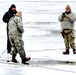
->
[65, 5, 71, 10]
[11, 4, 16, 8]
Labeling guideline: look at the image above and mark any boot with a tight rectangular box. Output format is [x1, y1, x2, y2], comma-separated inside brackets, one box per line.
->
[7, 53, 12, 62]
[22, 57, 31, 64]
[73, 49, 76, 54]
[11, 56, 18, 63]
[63, 49, 69, 55]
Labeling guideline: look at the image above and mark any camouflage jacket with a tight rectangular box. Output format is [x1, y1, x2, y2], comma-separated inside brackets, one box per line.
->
[8, 15, 24, 36]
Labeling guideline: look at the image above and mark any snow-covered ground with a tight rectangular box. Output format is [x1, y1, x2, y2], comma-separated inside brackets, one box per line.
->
[0, 0, 76, 75]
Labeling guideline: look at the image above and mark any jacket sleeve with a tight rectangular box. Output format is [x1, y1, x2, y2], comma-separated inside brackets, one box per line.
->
[2, 12, 9, 23]
[58, 13, 64, 22]
[68, 13, 76, 23]
[16, 17, 24, 33]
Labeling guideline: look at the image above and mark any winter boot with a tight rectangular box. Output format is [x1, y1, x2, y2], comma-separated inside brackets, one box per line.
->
[63, 49, 69, 55]
[7, 53, 12, 62]
[22, 57, 31, 64]
[73, 49, 76, 54]
[11, 56, 18, 63]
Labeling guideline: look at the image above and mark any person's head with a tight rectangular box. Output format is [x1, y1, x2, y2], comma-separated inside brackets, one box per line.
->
[9, 4, 17, 14]
[11, 4, 16, 11]
[65, 5, 71, 13]
[16, 11, 22, 17]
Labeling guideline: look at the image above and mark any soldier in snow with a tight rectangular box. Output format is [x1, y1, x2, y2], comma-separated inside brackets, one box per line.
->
[58, 5, 76, 55]
[8, 11, 31, 64]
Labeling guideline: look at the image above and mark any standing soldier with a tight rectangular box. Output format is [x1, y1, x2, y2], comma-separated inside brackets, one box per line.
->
[8, 11, 31, 64]
[58, 5, 76, 55]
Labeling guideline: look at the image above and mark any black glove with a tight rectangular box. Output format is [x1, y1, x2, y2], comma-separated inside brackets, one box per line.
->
[62, 12, 65, 18]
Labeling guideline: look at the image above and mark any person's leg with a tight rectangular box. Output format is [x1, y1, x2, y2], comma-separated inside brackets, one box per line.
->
[14, 36, 30, 64]
[7, 29, 11, 53]
[11, 48, 18, 63]
[9, 35, 18, 63]
[63, 34, 69, 54]
[15, 36, 26, 58]
[7, 36, 11, 53]
[69, 30, 76, 54]
[7, 34, 12, 62]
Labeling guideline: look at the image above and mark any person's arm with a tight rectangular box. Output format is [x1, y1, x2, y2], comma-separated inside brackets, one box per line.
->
[17, 17, 24, 33]
[58, 13, 65, 22]
[2, 12, 9, 23]
[68, 13, 76, 23]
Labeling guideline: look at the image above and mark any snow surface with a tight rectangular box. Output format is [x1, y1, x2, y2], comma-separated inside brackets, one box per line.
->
[0, 0, 76, 75]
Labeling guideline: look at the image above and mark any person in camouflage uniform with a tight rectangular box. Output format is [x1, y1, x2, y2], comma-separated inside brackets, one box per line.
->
[8, 11, 30, 64]
[58, 5, 76, 55]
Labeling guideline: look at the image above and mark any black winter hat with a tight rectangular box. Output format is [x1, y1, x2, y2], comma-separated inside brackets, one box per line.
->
[11, 4, 16, 8]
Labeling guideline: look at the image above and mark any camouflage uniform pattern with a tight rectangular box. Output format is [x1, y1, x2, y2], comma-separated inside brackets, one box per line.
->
[63, 29, 75, 50]
[10, 35, 26, 59]
[8, 15, 26, 59]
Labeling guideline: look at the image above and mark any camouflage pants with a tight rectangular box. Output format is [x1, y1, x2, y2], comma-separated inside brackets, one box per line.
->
[63, 29, 75, 50]
[9, 35, 26, 59]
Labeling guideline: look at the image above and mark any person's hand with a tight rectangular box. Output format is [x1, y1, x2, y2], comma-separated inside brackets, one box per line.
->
[62, 13, 65, 18]
[64, 14, 69, 18]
